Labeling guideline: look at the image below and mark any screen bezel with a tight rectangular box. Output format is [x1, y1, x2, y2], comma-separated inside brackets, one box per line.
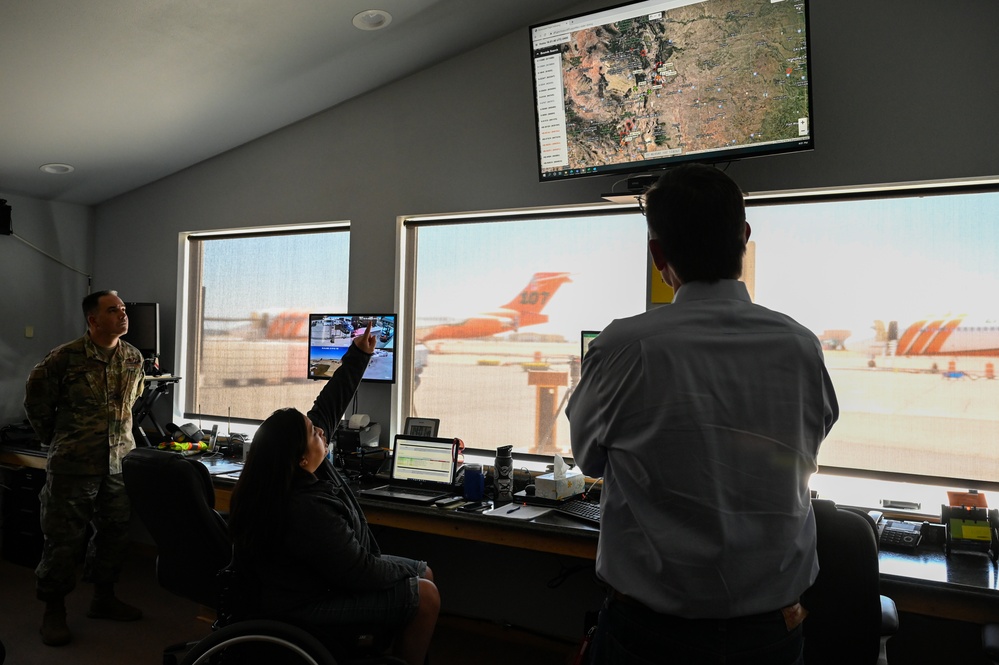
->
[530, 0, 814, 183]
[307, 313, 397, 384]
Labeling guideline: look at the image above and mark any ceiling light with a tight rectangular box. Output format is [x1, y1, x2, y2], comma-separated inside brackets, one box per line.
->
[352, 9, 392, 31]
[40, 163, 74, 174]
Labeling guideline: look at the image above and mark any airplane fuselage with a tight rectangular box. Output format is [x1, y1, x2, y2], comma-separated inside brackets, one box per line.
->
[895, 316, 999, 357]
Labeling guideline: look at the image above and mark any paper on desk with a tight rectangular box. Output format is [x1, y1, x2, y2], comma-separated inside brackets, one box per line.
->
[482, 504, 553, 520]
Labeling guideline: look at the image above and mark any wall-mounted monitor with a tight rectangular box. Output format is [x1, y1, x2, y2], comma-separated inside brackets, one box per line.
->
[121, 302, 160, 359]
[307, 313, 396, 383]
[530, 0, 814, 184]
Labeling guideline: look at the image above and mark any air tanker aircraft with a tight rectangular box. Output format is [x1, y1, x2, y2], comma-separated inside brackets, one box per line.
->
[416, 272, 572, 342]
[863, 317, 999, 357]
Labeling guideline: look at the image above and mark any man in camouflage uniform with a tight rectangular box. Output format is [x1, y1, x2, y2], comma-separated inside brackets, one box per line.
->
[24, 290, 147, 647]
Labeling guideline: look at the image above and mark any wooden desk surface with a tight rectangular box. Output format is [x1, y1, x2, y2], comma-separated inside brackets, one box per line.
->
[0, 447, 46, 470]
[212, 482, 598, 560]
[361, 499, 598, 560]
[880, 546, 999, 622]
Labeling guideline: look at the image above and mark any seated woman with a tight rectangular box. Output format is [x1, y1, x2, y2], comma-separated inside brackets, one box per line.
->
[228, 323, 439, 665]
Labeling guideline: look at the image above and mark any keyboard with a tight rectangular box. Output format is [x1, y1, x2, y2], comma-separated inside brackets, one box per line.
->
[554, 499, 601, 525]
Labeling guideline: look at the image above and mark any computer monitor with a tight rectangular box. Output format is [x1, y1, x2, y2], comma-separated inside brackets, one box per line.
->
[581, 330, 601, 359]
[530, 0, 814, 184]
[121, 302, 160, 359]
[307, 313, 396, 383]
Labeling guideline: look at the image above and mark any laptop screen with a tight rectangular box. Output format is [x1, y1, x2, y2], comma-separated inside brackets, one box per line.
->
[391, 435, 455, 485]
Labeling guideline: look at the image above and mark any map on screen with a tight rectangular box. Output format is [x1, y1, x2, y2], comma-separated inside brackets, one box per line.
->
[532, 0, 812, 179]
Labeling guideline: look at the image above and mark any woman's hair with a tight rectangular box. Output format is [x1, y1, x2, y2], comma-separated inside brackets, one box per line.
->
[228, 407, 310, 555]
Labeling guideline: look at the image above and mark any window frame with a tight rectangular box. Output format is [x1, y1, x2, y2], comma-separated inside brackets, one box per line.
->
[396, 202, 648, 462]
[397, 176, 999, 491]
[175, 220, 350, 427]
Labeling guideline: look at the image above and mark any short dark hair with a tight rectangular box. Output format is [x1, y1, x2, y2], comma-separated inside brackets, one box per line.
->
[643, 163, 747, 282]
[82, 290, 119, 320]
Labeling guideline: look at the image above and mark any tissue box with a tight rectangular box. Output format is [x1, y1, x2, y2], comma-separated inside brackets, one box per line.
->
[535, 467, 585, 500]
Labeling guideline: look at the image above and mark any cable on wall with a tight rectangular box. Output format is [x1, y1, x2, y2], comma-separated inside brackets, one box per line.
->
[10, 231, 92, 284]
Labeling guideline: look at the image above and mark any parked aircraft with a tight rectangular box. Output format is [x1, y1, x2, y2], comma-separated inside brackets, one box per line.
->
[865, 317, 999, 357]
[416, 272, 572, 342]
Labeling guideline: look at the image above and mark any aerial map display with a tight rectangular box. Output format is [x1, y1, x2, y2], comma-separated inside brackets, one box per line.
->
[532, 0, 811, 178]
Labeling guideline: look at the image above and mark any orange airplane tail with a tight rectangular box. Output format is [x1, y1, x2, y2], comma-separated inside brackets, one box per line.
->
[499, 272, 572, 327]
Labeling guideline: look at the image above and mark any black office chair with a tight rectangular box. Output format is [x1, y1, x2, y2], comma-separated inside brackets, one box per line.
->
[983, 623, 999, 664]
[122, 448, 403, 665]
[802, 498, 898, 665]
[122, 447, 230, 608]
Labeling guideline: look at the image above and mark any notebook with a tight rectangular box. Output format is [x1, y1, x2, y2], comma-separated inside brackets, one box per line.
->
[359, 434, 457, 504]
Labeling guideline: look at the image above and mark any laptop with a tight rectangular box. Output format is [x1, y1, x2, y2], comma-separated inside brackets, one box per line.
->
[198, 455, 245, 476]
[359, 434, 457, 504]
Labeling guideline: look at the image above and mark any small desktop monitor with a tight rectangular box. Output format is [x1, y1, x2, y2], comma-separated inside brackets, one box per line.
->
[307, 313, 396, 383]
[530, 0, 814, 183]
[121, 302, 160, 359]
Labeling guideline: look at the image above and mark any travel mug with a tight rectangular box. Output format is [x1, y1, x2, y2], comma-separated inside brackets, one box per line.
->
[463, 463, 484, 501]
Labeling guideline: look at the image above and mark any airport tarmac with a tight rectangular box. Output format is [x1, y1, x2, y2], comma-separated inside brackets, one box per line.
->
[415, 341, 999, 481]
[191, 337, 998, 483]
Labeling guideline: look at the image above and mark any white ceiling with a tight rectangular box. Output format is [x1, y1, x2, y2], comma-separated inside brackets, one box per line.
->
[0, 0, 584, 206]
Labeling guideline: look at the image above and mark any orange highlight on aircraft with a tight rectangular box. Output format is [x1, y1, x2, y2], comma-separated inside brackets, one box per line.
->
[417, 272, 572, 342]
[872, 316, 999, 357]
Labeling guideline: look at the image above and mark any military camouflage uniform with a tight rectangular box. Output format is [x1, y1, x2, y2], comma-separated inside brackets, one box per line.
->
[24, 333, 145, 601]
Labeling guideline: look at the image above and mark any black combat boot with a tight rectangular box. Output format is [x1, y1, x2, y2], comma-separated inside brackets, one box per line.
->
[40, 597, 72, 646]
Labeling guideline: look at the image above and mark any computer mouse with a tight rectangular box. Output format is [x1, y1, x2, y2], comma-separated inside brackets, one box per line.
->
[524, 484, 535, 496]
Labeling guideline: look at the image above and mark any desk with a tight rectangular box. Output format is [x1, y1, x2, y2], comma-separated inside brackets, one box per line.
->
[211, 474, 999, 622]
[880, 546, 999, 623]
[210, 480, 598, 560]
[361, 499, 598, 559]
[4, 444, 995, 625]
[132, 375, 181, 444]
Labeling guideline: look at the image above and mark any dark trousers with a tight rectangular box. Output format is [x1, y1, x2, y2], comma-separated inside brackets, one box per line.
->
[589, 594, 804, 665]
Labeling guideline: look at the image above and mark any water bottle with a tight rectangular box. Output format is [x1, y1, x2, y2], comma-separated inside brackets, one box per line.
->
[494, 445, 513, 505]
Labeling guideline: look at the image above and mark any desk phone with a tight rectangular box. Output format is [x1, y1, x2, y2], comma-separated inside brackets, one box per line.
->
[870, 511, 924, 550]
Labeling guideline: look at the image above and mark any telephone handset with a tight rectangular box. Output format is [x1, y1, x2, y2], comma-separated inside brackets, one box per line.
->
[869, 510, 924, 550]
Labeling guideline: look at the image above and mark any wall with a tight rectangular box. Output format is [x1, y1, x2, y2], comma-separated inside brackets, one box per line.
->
[0, 194, 93, 425]
[87, 0, 999, 430]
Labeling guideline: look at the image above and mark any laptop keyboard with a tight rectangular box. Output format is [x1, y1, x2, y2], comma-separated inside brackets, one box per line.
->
[386, 486, 446, 497]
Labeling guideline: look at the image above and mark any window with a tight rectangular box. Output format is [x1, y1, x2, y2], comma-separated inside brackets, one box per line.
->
[402, 179, 999, 493]
[402, 208, 649, 456]
[744, 182, 999, 489]
[181, 226, 349, 424]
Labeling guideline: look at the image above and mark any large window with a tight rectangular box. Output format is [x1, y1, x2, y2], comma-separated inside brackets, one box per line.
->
[402, 180, 999, 492]
[745, 183, 999, 489]
[182, 226, 349, 423]
[402, 209, 649, 456]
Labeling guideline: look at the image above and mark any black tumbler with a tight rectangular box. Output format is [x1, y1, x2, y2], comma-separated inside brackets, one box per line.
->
[494, 444, 514, 505]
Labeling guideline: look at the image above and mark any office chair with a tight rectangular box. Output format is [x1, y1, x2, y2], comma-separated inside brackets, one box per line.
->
[802, 498, 898, 665]
[122, 447, 231, 607]
[122, 448, 403, 665]
[982, 623, 999, 664]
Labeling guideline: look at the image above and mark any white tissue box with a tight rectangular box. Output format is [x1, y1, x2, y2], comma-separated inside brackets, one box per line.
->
[535, 467, 584, 500]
